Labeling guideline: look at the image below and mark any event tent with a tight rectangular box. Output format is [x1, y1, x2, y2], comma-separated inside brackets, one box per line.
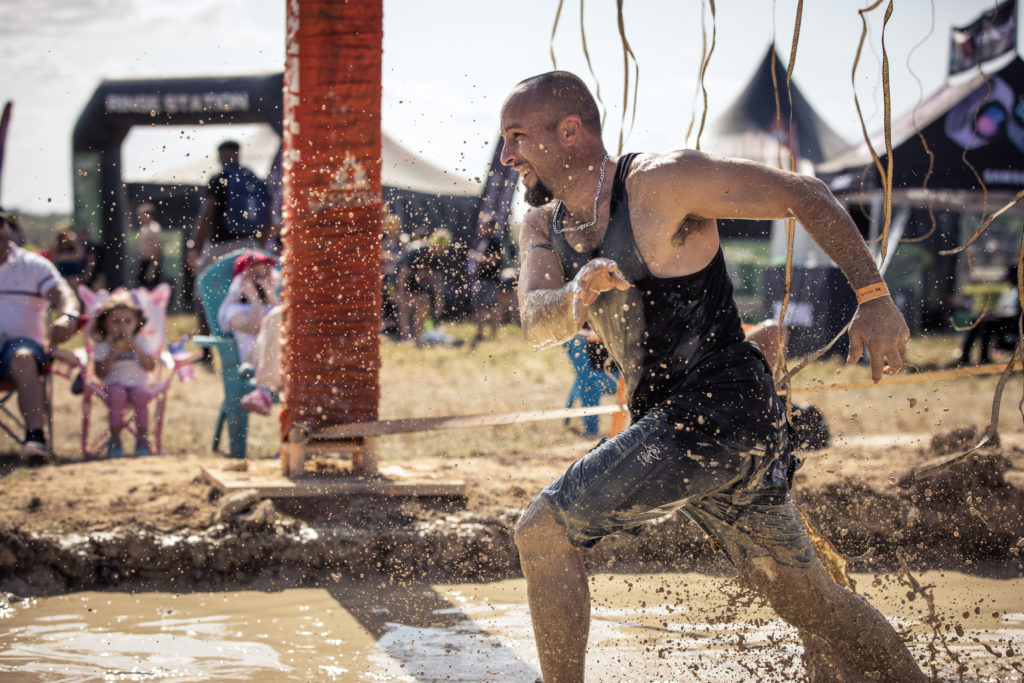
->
[703, 47, 848, 245]
[701, 48, 857, 354]
[817, 54, 1024, 332]
[818, 54, 1024, 217]
[73, 73, 484, 292]
[704, 47, 849, 167]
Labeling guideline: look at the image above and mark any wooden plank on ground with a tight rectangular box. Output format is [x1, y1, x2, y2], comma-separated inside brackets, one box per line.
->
[202, 463, 466, 498]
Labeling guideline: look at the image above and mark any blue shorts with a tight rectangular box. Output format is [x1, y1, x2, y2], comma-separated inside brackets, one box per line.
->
[0, 338, 47, 382]
[541, 361, 817, 568]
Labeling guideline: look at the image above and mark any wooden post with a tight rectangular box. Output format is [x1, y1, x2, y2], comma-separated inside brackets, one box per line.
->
[280, 0, 383, 476]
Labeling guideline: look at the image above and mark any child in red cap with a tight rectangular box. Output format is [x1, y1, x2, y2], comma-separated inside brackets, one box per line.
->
[217, 252, 280, 364]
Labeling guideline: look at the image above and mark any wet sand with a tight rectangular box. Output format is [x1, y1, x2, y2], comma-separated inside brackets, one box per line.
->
[2, 570, 1021, 681]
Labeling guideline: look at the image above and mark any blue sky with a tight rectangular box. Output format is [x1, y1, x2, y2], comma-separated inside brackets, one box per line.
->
[0, 0, 1009, 214]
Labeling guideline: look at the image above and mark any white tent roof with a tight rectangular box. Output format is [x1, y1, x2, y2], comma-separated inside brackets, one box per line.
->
[123, 125, 482, 197]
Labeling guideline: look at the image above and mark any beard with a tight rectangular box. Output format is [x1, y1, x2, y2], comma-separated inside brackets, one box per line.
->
[524, 178, 554, 207]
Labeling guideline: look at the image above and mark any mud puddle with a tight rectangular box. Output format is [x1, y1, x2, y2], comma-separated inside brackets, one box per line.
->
[2, 571, 1022, 681]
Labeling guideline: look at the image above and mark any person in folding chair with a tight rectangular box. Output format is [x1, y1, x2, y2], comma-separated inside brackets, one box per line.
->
[0, 206, 81, 464]
[90, 291, 158, 458]
[218, 252, 281, 417]
[76, 283, 180, 459]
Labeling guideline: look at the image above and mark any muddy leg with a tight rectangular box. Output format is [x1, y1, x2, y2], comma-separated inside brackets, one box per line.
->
[800, 629, 868, 683]
[742, 556, 927, 682]
[515, 496, 589, 683]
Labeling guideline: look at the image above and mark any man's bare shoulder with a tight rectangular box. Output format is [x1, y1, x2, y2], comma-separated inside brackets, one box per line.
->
[624, 150, 711, 210]
[627, 149, 721, 182]
[519, 204, 556, 243]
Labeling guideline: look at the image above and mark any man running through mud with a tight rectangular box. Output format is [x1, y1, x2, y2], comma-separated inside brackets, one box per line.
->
[503, 71, 925, 682]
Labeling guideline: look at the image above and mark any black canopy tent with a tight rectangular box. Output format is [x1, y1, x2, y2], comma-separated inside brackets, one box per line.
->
[817, 55, 1024, 330]
[706, 47, 849, 167]
[73, 73, 483, 294]
[702, 48, 857, 355]
[818, 56, 1024, 215]
[705, 47, 849, 242]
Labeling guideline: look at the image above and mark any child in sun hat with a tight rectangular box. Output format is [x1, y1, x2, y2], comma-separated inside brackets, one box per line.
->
[92, 290, 157, 458]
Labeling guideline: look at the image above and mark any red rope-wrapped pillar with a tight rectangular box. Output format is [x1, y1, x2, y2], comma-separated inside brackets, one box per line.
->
[280, 0, 382, 474]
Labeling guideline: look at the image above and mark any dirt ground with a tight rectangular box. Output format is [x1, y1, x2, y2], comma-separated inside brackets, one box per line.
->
[1, 422, 1023, 596]
[1, 327, 1023, 597]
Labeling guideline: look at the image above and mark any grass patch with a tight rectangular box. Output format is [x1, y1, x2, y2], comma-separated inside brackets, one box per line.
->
[6, 317, 1018, 462]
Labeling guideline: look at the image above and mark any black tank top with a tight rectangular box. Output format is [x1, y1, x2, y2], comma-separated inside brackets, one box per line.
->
[549, 153, 754, 416]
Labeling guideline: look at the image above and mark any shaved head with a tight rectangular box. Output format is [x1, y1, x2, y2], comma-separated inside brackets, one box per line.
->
[510, 71, 602, 136]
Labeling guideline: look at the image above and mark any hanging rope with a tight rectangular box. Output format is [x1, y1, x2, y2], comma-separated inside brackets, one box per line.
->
[302, 359, 1021, 441]
[549, 0, 565, 69]
[578, 1, 609, 133]
[693, 0, 717, 151]
[941, 190, 1024, 257]
[684, 0, 710, 146]
[614, 0, 640, 154]
[768, 0, 804, 389]
[897, 0, 938, 245]
[876, 0, 895, 264]
[913, 344, 1023, 479]
[851, 0, 894, 260]
[552, 2, 639, 152]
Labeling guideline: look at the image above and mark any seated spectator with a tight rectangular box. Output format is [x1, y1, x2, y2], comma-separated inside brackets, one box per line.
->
[395, 229, 451, 345]
[217, 252, 280, 364]
[0, 207, 81, 463]
[135, 203, 164, 289]
[957, 265, 1021, 366]
[240, 304, 282, 416]
[51, 221, 87, 292]
[91, 291, 157, 458]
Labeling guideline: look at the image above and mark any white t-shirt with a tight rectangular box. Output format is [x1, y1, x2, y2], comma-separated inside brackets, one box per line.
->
[996, 287, 1021, 318]
[94, 335, 153, 388]
[0, 245, 64, 345]
[217, 272, 280, 363]
[138, 220, 163, 261]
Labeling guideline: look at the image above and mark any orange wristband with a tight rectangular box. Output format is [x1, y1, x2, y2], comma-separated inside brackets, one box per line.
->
[855, 281, 889, 304]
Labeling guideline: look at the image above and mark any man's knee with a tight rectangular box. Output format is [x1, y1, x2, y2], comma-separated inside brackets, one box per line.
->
[515, 496, 572, 557]
[8, 349, 41, 383]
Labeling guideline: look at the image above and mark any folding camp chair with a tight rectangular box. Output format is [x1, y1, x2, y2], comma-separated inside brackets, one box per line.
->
[193, 248, 279, 459]
[75, 283, 187, 458]
[0, 338, 78, 458]
[0, 368, 53, 454]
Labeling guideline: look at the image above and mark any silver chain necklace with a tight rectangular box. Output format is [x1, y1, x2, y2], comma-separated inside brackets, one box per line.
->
[554, 154, 610, 234]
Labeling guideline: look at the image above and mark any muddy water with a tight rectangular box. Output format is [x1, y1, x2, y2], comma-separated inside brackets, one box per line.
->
[1, 571, 1021, 682]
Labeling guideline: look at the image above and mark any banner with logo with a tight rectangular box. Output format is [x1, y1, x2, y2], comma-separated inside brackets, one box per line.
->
[950, 0, 1017, 76]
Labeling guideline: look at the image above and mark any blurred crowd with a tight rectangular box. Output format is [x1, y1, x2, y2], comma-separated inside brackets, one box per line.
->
[0, 139, 520, 464]
[12, 137, 1012, 466]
